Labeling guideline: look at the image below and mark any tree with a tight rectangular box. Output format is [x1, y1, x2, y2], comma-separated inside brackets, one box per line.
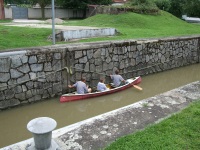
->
[183, 0, 200, 17]
[56, 0, 112, 18]
[168, 0, 184, 17]
[154, 0, 171, 11]
[28, 0, 51, 19]
[59, 0, 88, 9]
[6, 0, 24, 4]
[167, 0, 200, 18]
[90, 0, 112, 5]
[129, 0, 157, 8]
[130, 0, 153, 5]
[56, 0, 112, 9]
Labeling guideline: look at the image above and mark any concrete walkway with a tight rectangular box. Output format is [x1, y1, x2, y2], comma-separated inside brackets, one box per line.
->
[4, 21, 100, 31]
[1, 80, 200, 150]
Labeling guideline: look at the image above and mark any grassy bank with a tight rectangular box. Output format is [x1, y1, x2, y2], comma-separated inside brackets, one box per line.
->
[0, 11, 200, 50]
[105, 100, 200, 150]
[0, 26, 52, 50]
[65, 11, 200, 41]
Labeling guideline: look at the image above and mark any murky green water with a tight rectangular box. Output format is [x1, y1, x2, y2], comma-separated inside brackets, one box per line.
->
[0, 64, 199, 148]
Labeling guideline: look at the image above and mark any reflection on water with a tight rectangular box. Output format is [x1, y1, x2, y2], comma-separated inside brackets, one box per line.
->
[0, 64, 199, 148]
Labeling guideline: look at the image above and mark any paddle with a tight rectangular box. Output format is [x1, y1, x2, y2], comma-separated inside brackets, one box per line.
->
[132, 84, 143, 91]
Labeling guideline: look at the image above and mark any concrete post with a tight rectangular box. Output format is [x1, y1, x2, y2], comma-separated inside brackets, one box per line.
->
[27, 117, 57, 150]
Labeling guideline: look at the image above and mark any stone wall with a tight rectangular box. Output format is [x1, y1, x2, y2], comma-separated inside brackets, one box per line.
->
[0, 47, 66, 109]
[67, 36, 200, 86]
[0, 35, 199, 109]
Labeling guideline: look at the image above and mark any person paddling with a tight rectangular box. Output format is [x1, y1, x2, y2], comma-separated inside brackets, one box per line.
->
[68, 77, 92, 94]
[110, 70, 125, 87]
[97, 78, 109, 92]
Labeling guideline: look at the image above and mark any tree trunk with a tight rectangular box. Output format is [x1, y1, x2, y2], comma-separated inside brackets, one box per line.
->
[41, 5, 45, 19]
[83, 8, 87, 18]
[0, 0, 5, 19]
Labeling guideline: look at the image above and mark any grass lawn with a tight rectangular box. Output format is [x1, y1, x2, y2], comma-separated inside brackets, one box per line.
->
[104, 100, 200, 150]
[65, 11, 200, 40]
[0, 11, 200, 50]
[0, 26, 52, 50]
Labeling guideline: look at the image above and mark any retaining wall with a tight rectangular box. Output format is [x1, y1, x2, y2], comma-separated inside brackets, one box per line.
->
[0, 35, 199, 109]
[62, 28, 116, 41]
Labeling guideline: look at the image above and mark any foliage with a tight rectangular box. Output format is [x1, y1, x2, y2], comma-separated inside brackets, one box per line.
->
[131, 5, 159, 14]
[56, 0, 87, 9]
[56, 0, 112, 9]
[130, 0, 153, 5]
[97, 5, 159, 15]
[183, 0, 200, 17]
[4, 0, 27, 4]
[28, 0, 51, 7]
[129, 0, 200, 18]
[128, 0, 159, 14]
[28, 0, 51, 19]
[90, 0, 112, 5]
[154, 0, 171, 11]
[55, 0, 112, 18]
[168, 0, 184, 18]
[168, 0, 200, 18]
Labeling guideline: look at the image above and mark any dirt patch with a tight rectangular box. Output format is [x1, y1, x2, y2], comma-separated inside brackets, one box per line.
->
[45, 18, 65, 24]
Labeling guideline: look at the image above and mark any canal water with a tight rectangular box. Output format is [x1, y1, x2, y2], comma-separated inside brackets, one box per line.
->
[0, 64, 199, 148]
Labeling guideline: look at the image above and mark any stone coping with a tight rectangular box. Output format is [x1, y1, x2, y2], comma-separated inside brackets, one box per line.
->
[0, 35, 199, 53]
[1, 80, 200, 150]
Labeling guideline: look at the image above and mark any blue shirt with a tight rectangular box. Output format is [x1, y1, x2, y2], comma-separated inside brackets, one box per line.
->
[97, 82, 108, 92]
[73, 81, 88, 94]
[110, 74, 124, 87]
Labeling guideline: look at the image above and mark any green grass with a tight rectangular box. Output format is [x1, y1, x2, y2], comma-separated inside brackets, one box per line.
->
[65, 11, 200, 40]
[0, 26, 52, 50]
[0, 11, 200, 50]
[0, 20, 12, 23]
[104, 100, 200, 150]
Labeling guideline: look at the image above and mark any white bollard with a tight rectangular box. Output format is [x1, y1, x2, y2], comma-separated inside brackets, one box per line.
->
[27, 117, 57, 150]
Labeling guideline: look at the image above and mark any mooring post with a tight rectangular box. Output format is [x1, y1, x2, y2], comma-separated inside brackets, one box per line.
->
[27, 117, 57, 150]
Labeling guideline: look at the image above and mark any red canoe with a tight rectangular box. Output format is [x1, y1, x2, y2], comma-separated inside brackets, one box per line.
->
[60, 76, 142, 103]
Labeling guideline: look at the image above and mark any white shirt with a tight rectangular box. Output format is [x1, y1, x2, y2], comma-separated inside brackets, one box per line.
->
[97, 82, 108, 92]
[73, 81, 88, 94]
[110, 74, 124, 87]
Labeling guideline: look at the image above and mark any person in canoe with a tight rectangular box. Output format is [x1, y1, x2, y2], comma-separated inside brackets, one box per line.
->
[68, 77, 92, 94]
[110, 70, 126, 87]
[97, 78, 109, 92]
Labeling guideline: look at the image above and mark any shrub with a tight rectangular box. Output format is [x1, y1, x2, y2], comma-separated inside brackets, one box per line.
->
[128, 0, 159, 14]
[154, 0, 171, 11]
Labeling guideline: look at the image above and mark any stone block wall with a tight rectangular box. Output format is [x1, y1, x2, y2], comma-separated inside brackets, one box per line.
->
[0, 35, 199, 109]
[0, 48, 66, 109]
[67, 36, 200, 87]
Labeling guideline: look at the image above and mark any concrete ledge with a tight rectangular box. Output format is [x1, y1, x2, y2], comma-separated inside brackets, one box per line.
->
[1, 81, 200, 150]
[62, 28, 116, 41]
[0, 51, 26, 57]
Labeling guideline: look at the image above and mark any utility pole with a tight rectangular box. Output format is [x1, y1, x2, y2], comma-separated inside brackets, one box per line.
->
[51, 0, 55, 45]
[0, 0, 5, 19]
